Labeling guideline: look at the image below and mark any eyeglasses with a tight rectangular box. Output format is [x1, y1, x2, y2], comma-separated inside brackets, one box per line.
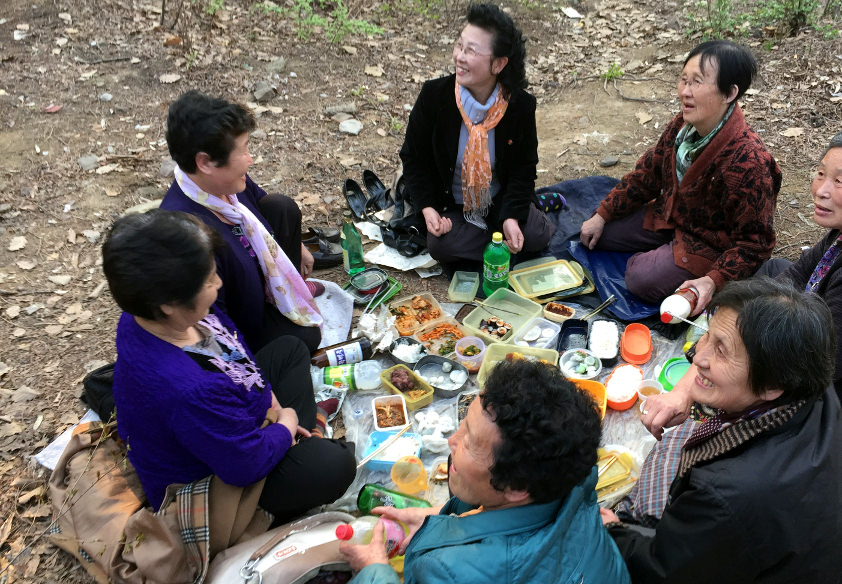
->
[453, 39, 491, 59]
[677, 76, 713, 91]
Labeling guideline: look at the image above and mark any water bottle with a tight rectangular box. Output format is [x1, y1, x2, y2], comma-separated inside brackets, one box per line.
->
[335, 516, 407, 558]
[482, 232, 510, 296]
[357, 483, 432, 515]
[312, 360, 382, 391]
[341, 211, 365, 275]
[659, 287, 699, 324]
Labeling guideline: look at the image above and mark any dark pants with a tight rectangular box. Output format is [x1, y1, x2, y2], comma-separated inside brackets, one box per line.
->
[254, 335, 356, 524]
[427, 204, 556, 264]
[596, 208, 697, 304]
[256, 194, 322, 353]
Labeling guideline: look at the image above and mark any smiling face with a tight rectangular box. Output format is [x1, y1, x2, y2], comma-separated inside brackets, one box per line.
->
[812, 147, 842, 230]
[453, 24, 508, 103]
[677, 54, 735, 137]
[195, 133, 254, 197]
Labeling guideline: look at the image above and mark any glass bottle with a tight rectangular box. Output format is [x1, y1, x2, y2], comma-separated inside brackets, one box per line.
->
[341, 211, 365, 275]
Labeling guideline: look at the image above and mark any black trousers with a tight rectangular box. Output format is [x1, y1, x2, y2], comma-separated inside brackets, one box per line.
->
[254, 335, 356, 524]
[256, 194, 322, 354]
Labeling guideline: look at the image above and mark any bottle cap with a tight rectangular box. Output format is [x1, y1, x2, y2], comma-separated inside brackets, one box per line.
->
[491, 232, 503, 243]
[343, 210, 352, 220]
[335, 524, 354, 540]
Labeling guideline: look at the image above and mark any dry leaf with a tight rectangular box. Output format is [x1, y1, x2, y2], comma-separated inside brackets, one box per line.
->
[635, 112, 653, 125]
[781, 127, 804, 137]
[5, 305, 21, 318]
[0, 421, 23, 438]
[12, 328, 25, 338]
[12, 386, 42, 402]
[364, 64, 384, 77]
[44, 104, 62, 113]
[17, 486, 44, 505]
[0, 515, 12, 549]
[25, 553, 40, 578]
[163, 35, 182, 46]
[20, 504, 51, 519]
[104, 186, 121, 197]
[159, 73, 182, 84]
[16, 260, 36, 270]
[45, 325, 63, 336]
[95, 163, 120, 175]
[48, 275, 71, 285]
[340, 157, 361, 168]
[8, 236, 27, 251]
[342, 45, 357, 55]
[376, 128, 388, 137]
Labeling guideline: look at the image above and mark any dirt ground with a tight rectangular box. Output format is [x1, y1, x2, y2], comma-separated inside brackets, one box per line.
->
[0, 0, 839, 580]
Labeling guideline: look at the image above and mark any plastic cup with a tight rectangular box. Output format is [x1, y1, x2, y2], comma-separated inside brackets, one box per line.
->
[637, 379, 664, 403]
[390, 455, 428, 494]
[454, 336, 486, 373]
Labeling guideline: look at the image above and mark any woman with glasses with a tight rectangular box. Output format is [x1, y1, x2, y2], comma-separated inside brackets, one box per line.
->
[580, 40, 780, 313]
[399, 3, 554, 269]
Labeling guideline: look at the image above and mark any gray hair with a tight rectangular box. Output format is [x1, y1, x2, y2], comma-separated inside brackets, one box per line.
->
[824, 131, 842, 158]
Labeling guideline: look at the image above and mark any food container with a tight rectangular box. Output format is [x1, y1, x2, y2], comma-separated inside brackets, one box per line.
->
[413, 355, 469, 398]
[454, 303, 477, 324]
[413, 318, 467, 357]
[390, 455, 428, 494]
[621, 323, 653, 365]
[362, 431, 422, 472]
[389, 293, 444, 336]
[596, 447, 633, 491]
[372, 394, 410, 432]
[350, 267, 389, 294]
[426, 456, 451, 506]
[448, 271, 480, 303]
[388, 337, 428, 368]
[543, 302, 576, 323]
[559, 348, 602, 380]
[477, 343, 559, 389]
[637, 379, 664, 403]
[605, 364, 644, 410]
[557, 318, 589, 352]
[659, 357, 692, 391]
[343, 275, 402, 307]
[508, 260, 583, 299]
[462, 288, 542, 345]
[573, 378, 607, 420]
[588, 319, 621, 366]
[512, 318, 561, 349]
[380, 364, 435, 411]
[454, 336, 486, 373]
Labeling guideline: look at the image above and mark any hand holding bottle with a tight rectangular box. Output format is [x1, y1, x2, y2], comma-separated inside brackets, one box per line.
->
[338, 519, 390, 572]
[370, 504, 442, 555]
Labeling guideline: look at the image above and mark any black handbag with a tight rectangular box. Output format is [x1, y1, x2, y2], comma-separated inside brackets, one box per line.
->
[368, 170, 428, 257]
[81, 362, 116, 421]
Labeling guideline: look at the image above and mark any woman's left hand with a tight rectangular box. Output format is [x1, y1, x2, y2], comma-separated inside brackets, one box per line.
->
[678, 276, 716, 315]
[300, 243, 314, 278]
[600, 507, 620, 526]
[502, 218, 524, 253]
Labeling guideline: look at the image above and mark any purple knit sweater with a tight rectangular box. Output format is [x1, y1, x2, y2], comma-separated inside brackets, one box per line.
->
[113, 309, 292, 510]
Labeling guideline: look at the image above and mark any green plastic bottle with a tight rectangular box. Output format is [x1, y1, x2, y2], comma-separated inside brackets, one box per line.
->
[482, 232, 511, 296]
[341, 211, 365, 275]
[357, 483, 433, 515]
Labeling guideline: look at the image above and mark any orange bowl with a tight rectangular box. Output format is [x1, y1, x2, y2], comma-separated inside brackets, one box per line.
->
[573, 379, 607, 420]
[620, 323, 652, 365]
[604, 364, 644, 411]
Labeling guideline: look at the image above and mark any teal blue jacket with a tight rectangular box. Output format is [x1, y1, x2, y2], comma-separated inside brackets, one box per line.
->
[350, 468, 630, 584]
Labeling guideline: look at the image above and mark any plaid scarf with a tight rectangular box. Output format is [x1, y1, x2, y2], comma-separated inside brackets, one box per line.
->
[674, 102, 735, 184]
[454, 82, 508, 229]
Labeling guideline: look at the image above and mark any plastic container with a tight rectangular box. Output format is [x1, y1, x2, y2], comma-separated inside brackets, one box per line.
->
[453, 336, 486, 373]
[380, 364, 435, 411]
[512, 318, 561, 350]
[596, 448, 632, 491]
[482, 232, 511, 297]
[508, 259, 583, 299]
[387, 337, 428, 368]
[314, 360, 382, 391]
[389, 293, 444, 337]
[588, 319, 621, 366]
[448, 271, 480, 303]
[390, 455, 428, 494]
[372, 395, 410, 432]
[357, 483, 432, 515]
[637, 379, 664, 403]
[343, 275, 402, 307]
[621, 323, 653, 365]
[362, 431, 423, 472]
[573, 379, 607, 420]
[605, 364, 644, 411]
[462, 288, 542, 346]
[426, 456, 451, 507]
[413, 318, 467, 357]
[557, 318, 589, 352]
[477, 343, 560, 388]
[335, 516, 407, 558]
[543, 301, 576, 324]
[660, 287, 699, 324]
[413, 355, 469, 398]
[659, 357, 692, 391]
[559, 348, 602, 380]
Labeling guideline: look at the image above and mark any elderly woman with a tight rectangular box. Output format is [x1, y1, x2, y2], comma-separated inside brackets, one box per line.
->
[581, 40, 780, 312]
[602, 278, 842, 582]
[161, 90, 327, 353]
[102, 209, 355, 523]
[400, 3, 555, 267]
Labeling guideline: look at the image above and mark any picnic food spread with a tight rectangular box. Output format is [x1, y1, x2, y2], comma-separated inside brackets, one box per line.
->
[417, 322, 464, 356]
[391, 295, 442, 335]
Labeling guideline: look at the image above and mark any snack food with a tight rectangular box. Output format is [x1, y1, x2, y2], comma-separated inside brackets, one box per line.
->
[479, 317, 512, 339]
[391, 295, 442, 335]
[433, 462, 449, 481]
[390, 368, 416, 392]
[418, 323, 465, 356]
[375, 402, 407, 428]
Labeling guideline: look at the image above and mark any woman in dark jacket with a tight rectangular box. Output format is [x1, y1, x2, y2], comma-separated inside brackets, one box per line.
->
[400, 3, 554, 266]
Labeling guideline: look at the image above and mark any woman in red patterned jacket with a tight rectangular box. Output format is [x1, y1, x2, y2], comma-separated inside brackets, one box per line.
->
[580, 40, 780, 313]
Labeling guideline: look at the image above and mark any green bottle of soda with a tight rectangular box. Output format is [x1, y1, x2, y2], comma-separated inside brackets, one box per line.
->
[341, 211, 365, 275]
[357, 483, 433, 515]
[482, 232, 511, 296]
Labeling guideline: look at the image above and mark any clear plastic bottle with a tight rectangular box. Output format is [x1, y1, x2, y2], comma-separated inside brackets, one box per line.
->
[682, 314, 709, 352]
[312, 360, 382, 391]
[341, 211, 365, 275]
[482, 232, 511, 296]
[659, 287, 699, 324]
[335, 516, 408, 558]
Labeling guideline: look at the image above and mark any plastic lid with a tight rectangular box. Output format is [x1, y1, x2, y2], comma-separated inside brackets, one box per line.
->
[343, 210, 352, 219]
[491, 232, 503, 243]
[620, 324, 652, 364]
[335, 524, 354, 540]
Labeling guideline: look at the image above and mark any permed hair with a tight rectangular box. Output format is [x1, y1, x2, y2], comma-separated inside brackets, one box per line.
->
[465, 3, 527, 98]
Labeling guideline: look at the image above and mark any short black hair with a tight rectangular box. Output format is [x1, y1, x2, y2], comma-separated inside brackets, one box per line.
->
[706, 277, 835, 400]
[823, 131, 842, 158]
[480, 359, 602, 504]
[466, 3, 527, 98]
[166, 90, 256, 173]
[685, 40, 757, 101]
[102, 209, 223, 321]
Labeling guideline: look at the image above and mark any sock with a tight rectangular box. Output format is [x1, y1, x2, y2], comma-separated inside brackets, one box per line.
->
[312, 398, 339, 438]
[306, 280, 326, 298]
[537, 191, 566, 213]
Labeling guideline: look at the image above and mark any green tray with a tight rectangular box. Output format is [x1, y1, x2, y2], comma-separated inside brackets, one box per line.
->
[343, 275, 402, 309]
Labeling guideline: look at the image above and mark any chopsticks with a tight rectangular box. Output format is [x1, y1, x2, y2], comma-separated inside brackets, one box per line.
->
[363, 280, 400, 314]
[356, 425, 410, 469]
[597, 454, 618, 478]
[581, 294, 617, 320]
[473, 300, 522, 316]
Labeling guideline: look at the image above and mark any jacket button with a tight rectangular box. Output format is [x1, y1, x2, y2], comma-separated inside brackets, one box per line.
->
[681, 257, 688, 263]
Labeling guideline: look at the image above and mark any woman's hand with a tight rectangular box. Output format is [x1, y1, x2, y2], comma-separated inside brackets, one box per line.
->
[580, 214, 606, 249]
[600, 507, 621, 526]
[422, 207, 452, 237]
[276, 407, 301, 441]
[370, 504, 441, 555]
[339, 520, 390, 572]
[640, 367, 695, 439]
[300, 243, 314, 279]
[502, 218, 524, 253]
[678, 276, 716, 315]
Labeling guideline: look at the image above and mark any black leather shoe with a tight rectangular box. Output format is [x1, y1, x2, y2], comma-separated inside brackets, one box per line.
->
[344, 179, 368, 221]
[362, 169, 394, 210]
[305, 238, 343, 269]
[302, 226, 340, 244]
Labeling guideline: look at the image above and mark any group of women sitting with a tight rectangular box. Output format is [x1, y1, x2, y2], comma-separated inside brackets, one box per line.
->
[98, 1, 842, 580]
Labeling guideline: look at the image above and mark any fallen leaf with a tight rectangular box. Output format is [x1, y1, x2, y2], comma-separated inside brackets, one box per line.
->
[16, 260, 36, 270]
[781, 127, 804, 137]
[0, 515, 12, 549]
[342, 45, 357, 55]
[159, 73, 182, 84]
[163, 35, 182, 46]
[45, 325, 63, 336]
[12, 328, 25, 338]
[0, 362, 9, 378]
[5, 305, 20, 318]
[25, 553, 40, 578]
[104, 186, 121, 197]
[12, 386, 42, 402]
[95, 163, 120, 175]
[44, 104, 62, 113]
[17, 486, 44, 505]
[635, 112, 653, 125]
[20, 504, 51, 519]
[376, 128, 388, 137]
[0, 421, 24, 438]
[364, 64, 384, 77]
[48, 275, 71, 285]
[339, 157, 361, 168]
[744, 88, 760, 96]
[8, 236, 27, 251]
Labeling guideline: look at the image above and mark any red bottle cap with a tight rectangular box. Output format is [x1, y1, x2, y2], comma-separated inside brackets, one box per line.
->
[335, 524, 354, 540]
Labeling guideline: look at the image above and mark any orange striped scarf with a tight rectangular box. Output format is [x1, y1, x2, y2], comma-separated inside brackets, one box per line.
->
[455, 82, 509, 226]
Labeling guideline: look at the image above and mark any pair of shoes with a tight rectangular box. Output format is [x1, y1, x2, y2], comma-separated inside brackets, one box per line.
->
[303, 226, 340, 244]
[343, 170, 394, 221]
[306, 280, 326, 297]
[305, 238, 343, 269]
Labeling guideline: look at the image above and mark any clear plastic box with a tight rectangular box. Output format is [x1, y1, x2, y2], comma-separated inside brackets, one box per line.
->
[511, 317, 560, 349]
[476, 343, 560, 388]
[462, 288, 541, 345]
[447, 271, 480, 303]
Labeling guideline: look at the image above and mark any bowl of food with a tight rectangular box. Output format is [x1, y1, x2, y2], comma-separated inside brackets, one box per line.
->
[454, 336, 486, 373]
[559, 348, 602, 380]
[380, 364, 435, 410]
[413, 355, 470, 398]
[388, 337, 428, 367]
[543, 301, 575, 323]
[588, 319, 621, 366]
[605, 364, 644, 411]
[372, 394, 410, 432]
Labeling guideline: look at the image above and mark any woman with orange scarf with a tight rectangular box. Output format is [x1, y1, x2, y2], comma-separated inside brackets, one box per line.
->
[399, 3, 554, 269]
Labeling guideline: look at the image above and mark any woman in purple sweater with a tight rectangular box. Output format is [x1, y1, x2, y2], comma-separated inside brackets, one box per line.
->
[103, 209, 355, 522]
